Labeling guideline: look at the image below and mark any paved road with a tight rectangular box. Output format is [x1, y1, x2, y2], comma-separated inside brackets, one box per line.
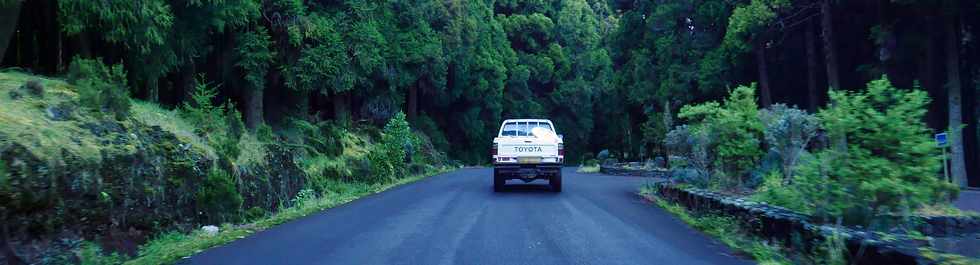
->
[182, 168, 753, 265]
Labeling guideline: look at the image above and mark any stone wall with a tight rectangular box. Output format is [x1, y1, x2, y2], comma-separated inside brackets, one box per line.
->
[653, 183, 948, 265]
[599, 163, 669, 178]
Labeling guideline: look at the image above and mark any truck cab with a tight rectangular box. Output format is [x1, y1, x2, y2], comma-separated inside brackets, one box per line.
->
[491, 119, 564, 192]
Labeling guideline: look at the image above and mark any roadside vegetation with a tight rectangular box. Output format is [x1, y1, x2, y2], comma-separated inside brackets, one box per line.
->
[659, 77, 978, 263]
[665, 77, 960, 226]
[640, 187, 813, 265]
[0, 69, 455, 264]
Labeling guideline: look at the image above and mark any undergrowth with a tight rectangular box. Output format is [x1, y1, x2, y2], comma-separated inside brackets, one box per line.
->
[78, 166, 456, 265]
[639, 186, 791, 264]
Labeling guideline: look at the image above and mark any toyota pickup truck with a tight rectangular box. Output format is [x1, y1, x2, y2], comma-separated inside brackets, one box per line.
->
[491, 119, 564, 192]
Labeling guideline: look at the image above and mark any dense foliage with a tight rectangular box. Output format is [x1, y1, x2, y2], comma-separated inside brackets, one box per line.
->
[67, 57, 132, 120]
[674, 85, 764, 188]
[669, 77, 958, 225]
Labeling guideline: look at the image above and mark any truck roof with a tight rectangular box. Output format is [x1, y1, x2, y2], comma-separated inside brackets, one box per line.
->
[501, 119, 552, 123]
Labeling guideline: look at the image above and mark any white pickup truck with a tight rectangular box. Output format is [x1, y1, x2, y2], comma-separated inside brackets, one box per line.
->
[491, 119, 564, 192]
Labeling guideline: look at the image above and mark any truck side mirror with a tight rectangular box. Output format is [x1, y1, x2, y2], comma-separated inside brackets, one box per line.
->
[558, 134, 564, 140]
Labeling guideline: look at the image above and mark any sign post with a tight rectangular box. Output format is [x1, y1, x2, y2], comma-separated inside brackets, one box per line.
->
[935, 133, 949, 183]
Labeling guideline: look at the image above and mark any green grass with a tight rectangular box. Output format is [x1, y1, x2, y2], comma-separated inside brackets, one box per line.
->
[639, 186, 792, 265]
[131, 101, 215, 158]
[0, 71, 216, 162]
[112, 166, 456, 265]
[576, 164, 600, 173]
[0, 71, 104, 161]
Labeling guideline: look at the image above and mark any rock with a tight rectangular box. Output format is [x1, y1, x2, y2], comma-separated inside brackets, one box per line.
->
[8, 89, 21, 100]
[201, 225, 220, 237]
[45, 102, 75, 121]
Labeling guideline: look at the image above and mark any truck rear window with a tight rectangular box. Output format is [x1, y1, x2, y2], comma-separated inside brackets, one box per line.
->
[501, 121, 553, 136]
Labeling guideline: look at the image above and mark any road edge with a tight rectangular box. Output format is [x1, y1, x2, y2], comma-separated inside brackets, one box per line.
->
[119, 166, 460, 265]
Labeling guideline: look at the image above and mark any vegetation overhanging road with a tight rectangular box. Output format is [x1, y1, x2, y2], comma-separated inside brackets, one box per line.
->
[182, 168, 752, 265]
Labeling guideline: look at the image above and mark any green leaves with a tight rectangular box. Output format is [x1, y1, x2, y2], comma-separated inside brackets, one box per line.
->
[236, 27, 276, 91]
[813, 76, 954, 222]
[68, 57, 132, 120]
[676, 85, 764, 187]
[369, 112, 413, 181]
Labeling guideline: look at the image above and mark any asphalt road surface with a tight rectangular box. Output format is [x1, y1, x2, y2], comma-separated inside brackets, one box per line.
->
[182, 168, 753, 265]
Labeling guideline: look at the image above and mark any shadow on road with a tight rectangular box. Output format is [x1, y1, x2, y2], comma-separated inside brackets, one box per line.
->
[494, 182, 556, 194]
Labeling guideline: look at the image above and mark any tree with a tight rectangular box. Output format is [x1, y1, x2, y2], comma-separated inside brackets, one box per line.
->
[0, 0, 21, 65]
[943, 0, 967, 187]
[722, 0, 789, 108]
[820, 0, 840, 90]
[236, 26, 276, 129]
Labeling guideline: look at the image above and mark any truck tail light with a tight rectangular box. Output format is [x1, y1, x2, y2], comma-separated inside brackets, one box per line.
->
[558, 143, 564, 156]
[492, 143, 498, 157]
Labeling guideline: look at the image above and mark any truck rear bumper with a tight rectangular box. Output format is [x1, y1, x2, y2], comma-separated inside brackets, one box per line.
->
[493, 163, 562, 180]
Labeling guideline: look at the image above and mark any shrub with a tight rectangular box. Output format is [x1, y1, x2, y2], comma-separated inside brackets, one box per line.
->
[597, 149, 610, 161]
[22, 79, 44, 97]
[244, 207, 267, 221]
[676, 84, 763, 188]
[413, 114, 449, 152]
[800, 76, 956, 224]
[369, 112, 412, 182]
[293, 119, 344, 157]
[665, 125, 713, 188]
[751, 170, 807, 212]
[68, 57, 131, 120]
[195, 168, 243, 223]
[182, 75, 227, 136]
[758, 104, 819, 182]
[256, 123, 275, 142]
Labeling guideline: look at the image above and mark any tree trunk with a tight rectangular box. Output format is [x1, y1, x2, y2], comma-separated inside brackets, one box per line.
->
[806, 20, 819, 112]
[407, 80, 419, 122]
[924, 13, 943, 130]
[0, 1, 22, 65]
[244, 87, 264, 130]
[821, 0, 841, 90]
[944, 5, 968, 187]
[147, 74, 160, 103]
[181, 62, 197, 103]
[755, 43, 772, 107]
[333, 91, 349, 123]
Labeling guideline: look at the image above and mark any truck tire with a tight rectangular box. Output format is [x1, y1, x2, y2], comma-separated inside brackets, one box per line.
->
[493, 168, 504, 192]
[550, 170, 562, 192]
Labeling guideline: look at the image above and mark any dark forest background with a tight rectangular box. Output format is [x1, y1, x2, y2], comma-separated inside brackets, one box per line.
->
[1, 0, 978, 186]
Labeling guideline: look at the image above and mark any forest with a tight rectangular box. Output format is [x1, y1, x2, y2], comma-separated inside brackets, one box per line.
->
[1, 0, 979, 263]
[2, 0, 979, 180]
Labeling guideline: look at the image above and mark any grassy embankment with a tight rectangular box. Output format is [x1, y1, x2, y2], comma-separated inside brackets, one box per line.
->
[117, 166, 454, 265]
[639, 186, 811, 265]
[0, 70, 456, 264]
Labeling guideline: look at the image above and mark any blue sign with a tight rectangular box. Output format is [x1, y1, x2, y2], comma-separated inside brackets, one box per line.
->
[935, 133, 948, 147]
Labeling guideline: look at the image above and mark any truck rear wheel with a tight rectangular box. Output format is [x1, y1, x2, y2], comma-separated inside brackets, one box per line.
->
[550, 170, 562, 192]
[493, 168, 505, 192]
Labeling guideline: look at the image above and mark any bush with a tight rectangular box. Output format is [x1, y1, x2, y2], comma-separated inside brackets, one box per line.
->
[256, 123, 275, 142]
[758, 104, 819, 182]
[68, 57, 131, 120]
[244, 207, 267, 221]
[597, 149, 610, 161]
[293, 119, 345, 157]
[182, 75, 228, 136]
[751, 170, 807, 212]
[413, 114, 449, 152]
[676, 84, 763, 189]
[195, 168, 243, 223]
[796, 76, 956, 224]
[665, 125, 714, 188]
[369, 112, 412, 182]
[22, 79, 44, 97]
